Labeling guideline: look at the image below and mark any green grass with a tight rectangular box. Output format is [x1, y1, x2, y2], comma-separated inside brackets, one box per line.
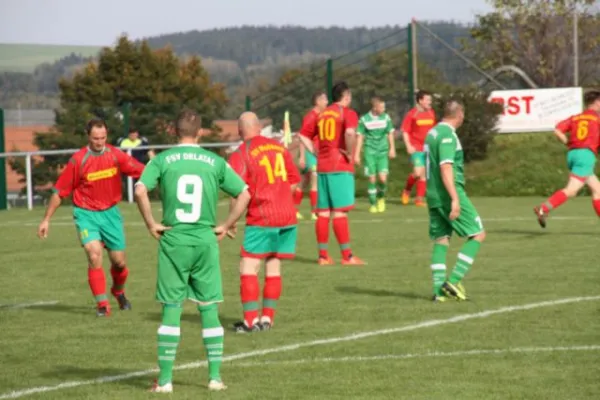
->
[1, 198, 599, 399]
[0, 43, 101, 73]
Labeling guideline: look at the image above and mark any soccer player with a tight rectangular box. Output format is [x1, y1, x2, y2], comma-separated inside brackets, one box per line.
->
[401, 90, 436, 206]
[227, 112, 301, 332]
[534, 90, 600, 227]
[354, 96, 396, 213]
[134, 110, 251, 393]
[425, 100, 485, 301]
[37, 118, 145, 316]
[299, 81, 365, 266]
[294, 91, 328, 220]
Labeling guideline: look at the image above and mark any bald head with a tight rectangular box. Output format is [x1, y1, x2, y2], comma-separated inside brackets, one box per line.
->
[442, 100, 465, 128]
[238, 112, 261, 140]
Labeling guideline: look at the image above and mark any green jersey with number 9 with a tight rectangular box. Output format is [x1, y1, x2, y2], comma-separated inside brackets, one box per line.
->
[138, 144, 247, 245]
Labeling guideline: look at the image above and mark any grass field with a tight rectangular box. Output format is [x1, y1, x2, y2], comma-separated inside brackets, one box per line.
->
[0, 197, 599, 399]
[0, 43, 101, 73]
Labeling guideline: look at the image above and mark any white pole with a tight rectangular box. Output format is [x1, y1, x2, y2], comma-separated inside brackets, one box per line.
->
[127, 149, 134, 203]
[573, 9, 579, 86]
[25, 154, 33, 210]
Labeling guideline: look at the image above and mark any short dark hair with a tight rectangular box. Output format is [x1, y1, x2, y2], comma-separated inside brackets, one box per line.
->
[128, 125, 138, 134]
[176, 109, 201, 138]
[86, 118, 108, 135]
[584, 90, 600, 106]
[416, 90, 432, 103]
[331, 81, 350, 103]
[311, 90, 327, 106]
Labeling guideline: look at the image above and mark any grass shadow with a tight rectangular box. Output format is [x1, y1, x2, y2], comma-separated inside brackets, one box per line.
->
[336, 286, 427, 301]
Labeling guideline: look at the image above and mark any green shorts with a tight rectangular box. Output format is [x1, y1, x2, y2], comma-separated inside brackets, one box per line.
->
[363, 153, 389, 177]
[301, 152, 317, 174]
[428, 192, 484, 240]
[316, 172, 355, 212]
[411, 152, 426, 168]
[73, 206, 125, 250]
[567, 149, 596, 180]
[156, 239, 223, 304]
[242, 225, 297, 259]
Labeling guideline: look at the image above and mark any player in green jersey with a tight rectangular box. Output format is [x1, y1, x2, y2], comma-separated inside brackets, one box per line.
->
[354, 97, 396, 213]
[424, 100, 486, 302]
[134, 110, 251, 393]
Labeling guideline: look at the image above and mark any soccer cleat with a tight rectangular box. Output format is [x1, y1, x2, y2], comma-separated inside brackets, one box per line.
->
[296, 211, 304, 220]
[233, 321, 261, 333]
[260, 321, 272, 331]
[414, 199, 426, 207]
[533, 206, 547, 228]
[369, 205, 378, 213]
[311, 213, 318, 220]
[150, 380, 173, 393]
[341, 256, 366, 266]
[208, 380, 227, 391]
[432, 295, 447, 303]
[96, 305, 110, 317]
[115, 293, 132, 310]
[441, 281, 467, 301]
[318, 256, 335, 266]
[401, 190, 410, 205]
[377, 198, 386, 213]
[456, 282, 467, 299]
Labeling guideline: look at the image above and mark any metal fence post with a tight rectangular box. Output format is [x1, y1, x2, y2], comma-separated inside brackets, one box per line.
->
[0, 108, 7, 211]
[407, 22, 416, 108]
[245, 96, 251, 111]
[326, 59, 333, 103]
[25, 154, 33, 210]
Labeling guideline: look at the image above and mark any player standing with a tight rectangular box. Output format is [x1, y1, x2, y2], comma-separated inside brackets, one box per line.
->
[299, 81, 365, 266]
[401, 90, 436, 206]
[37, 118, 145, 316]
[354, 96, 396, 213]
[534, 90, 600, 227]
[228, 112, 301, 332]
[425, 100, 485, 301]
[134, 110, 251, 393]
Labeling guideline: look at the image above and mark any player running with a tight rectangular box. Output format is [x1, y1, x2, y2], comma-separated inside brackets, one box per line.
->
[534, 90, 600, 227]
[299, 81, 365, 266]
[294, 91, 328, 220]
[134, 109, 251, 393]
[354, 96, 396, 213]
[37, 118, 144, 316]
[401, 90, 436, 206]
[425, 100, 485, 302]
[228, 112, 301, 333]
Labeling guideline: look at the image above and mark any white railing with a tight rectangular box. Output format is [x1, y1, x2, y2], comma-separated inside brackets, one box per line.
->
[0, 142, 240, 210]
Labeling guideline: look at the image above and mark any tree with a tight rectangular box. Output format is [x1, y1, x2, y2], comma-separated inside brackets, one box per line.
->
[9, 35, 227, 195]
[466, 0, 600, 87]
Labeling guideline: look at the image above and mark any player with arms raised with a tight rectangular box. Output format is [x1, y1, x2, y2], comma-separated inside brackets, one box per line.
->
[425, 100, 486, 302]
[37, 118, 145, 316]
[135, 110, 251, 393]
[534, 90, 600, 227]
[228, 112, 301, 332]
[299, 81, 365, 266]
[401, 90, 436, 206]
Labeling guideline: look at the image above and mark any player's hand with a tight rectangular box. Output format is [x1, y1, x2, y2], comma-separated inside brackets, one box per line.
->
[298, 159, 306, 170]
[148, 223, 171, 240]
[389, 149, 396, 159]
[353, 153, 361, 166]
[406, 145, 415, 155]
[37, 219, 49, 239]
[214, 225, 231, 241]
[226, 224, 238, 239]
[449, 199, 461, 221]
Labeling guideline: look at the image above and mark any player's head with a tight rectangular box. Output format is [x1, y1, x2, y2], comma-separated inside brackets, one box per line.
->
[584, 90, 600, 112]
[332, 81, 351, 107]
[86, 118, 108, 152]
[371, 96, 385, 115]
[416, 90, 433, 110]
[175, 109, 202, 140]
[128, 126, 139, 140]
[238, 111, 262, 140]
[442, 99, 465, 127]
[312, 90, 328, 111]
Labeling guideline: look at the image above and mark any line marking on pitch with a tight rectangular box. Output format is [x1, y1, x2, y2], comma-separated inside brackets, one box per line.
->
[0, 295, 598, 399]
[0, 301, 59, 310]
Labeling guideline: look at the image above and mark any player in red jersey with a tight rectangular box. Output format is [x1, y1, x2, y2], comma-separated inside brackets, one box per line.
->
[228, 112, 301, 332]
[534, 90, 600, 228]
[299, 81, 365, 266]
[37, 118, 145, 316]
[400, 90, 436, 206]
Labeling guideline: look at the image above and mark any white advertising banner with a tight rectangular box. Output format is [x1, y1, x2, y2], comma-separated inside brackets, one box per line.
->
[488, 87, 583, 133]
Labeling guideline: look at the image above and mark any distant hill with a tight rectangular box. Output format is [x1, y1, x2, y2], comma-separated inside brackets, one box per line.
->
[0, 43, 101, 73]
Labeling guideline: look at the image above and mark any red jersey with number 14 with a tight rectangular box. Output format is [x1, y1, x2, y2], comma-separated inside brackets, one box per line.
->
[556, 109, 600, 153]
[299, 108, 320, 151]
[300, 103, 358, 173]
[228, 136, 301, 227]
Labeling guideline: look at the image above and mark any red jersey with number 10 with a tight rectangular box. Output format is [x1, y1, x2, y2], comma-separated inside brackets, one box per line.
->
[299, 108, 320, 151]
[228, 136, 301, 227]
[556, 109, 600, 153]
[300, 103, 358, 173]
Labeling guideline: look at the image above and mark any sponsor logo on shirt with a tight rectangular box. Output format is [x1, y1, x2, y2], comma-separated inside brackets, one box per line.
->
[416, 119, 435, 126]
[87, 167, 118, 182]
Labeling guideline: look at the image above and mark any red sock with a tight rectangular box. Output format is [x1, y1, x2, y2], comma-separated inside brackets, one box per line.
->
[404, 174, 417, 192]
[110, 265, 129, 296]
[333, 216, 352, 260]
[88, 267, 108, 308]
[262, 276, 282, 324]
[593, 199, 600, 217]
[293, 188, 303, 207]
[240, 274, 260, 327]
[309, 190, 318, 211]
[416, 179, 427, 199]
[541, 190, 568, 213]
[316, 216, 330, 259]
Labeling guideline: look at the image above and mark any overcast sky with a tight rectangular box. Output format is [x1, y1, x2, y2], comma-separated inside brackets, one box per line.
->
[0, 0, 492, 46]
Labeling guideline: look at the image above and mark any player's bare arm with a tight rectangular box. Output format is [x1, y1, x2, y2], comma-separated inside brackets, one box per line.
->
[354, 134, 364, 165]
[343, 127, 357, 161]
[215, 189, 251, 241]
[297, 134, 315, 154]
[440, 163, 460, 220]
[37, 193, 62, 239]
[134, 184, 171, 240]
[402, 131, 415, 154]
[388, 130, 396, 159]
[553, 128, 568, 145]
[298, 141, 307, 170]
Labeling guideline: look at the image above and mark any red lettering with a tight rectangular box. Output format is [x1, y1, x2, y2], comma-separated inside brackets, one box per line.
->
[522, 96, 533, 114]
[489, 95, 535, 116]
[507, 96, 520, 115]
[489, 97, 506, 115]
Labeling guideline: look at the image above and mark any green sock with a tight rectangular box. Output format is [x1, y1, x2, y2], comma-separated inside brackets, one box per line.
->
[199, 303, 224, 382]
[431, 243, 448, 296]
[367, 182, 377, 205]
[157, 303, 183, 386]
[449, 239, 482, 284]
[376, 182, 387, 199]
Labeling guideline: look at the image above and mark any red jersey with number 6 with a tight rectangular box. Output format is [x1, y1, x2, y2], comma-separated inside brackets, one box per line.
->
[300, 103, 358, 173]
[556, 109, 600, 153]
[228, 136, 301, 227]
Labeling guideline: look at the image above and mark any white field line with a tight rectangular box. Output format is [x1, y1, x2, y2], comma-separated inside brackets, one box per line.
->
[0, 301, 59, 310]
[0, 295, 598, 399]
